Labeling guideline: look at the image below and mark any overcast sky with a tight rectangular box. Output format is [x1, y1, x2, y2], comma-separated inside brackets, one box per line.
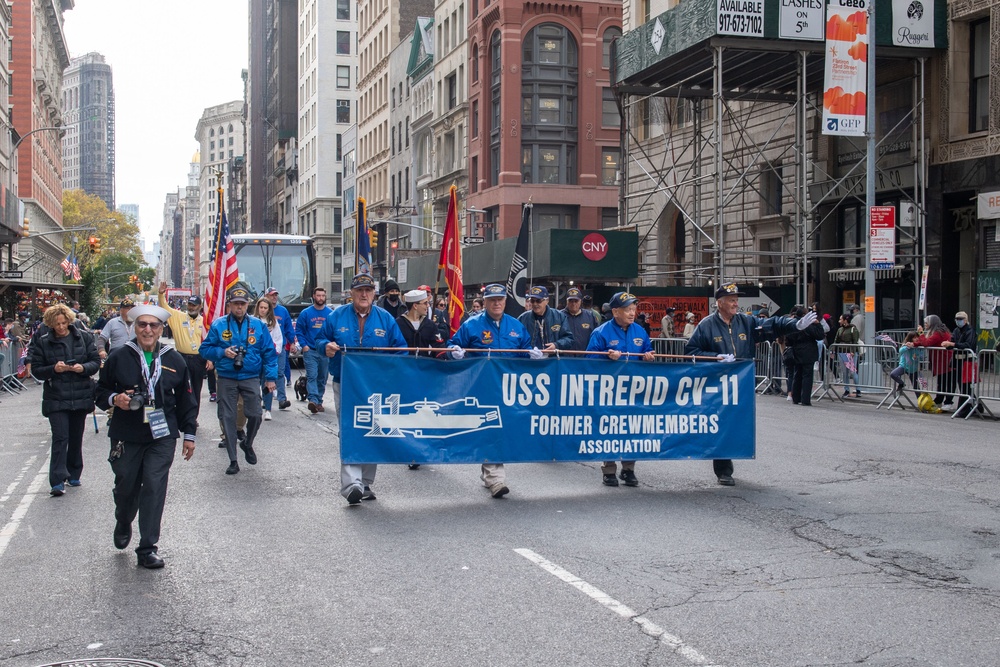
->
[63, 0, 249, 252]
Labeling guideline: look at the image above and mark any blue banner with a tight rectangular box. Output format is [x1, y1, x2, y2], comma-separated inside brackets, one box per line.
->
[339, 355, 756, 464]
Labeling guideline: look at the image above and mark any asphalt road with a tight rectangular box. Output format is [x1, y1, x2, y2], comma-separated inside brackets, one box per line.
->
[1, 378, 998, 667]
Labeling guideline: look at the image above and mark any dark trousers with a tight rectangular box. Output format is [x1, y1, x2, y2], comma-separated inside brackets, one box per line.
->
[934, 371, 954, 404]
[111, 437, 176, 555]
[48, 409, 89, 487]
[180, 353, 207, 406]
[790, 363, 814, 406]
[216, 376, 262, 463]
[713, 459, 734, 477]
[206, 368, 217, 395]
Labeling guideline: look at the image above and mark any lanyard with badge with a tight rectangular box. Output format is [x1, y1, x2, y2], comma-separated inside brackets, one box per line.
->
[125, 341, 172, 439]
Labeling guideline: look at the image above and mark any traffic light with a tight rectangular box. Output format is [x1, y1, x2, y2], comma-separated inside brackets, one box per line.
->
[368, 226, 378, 248]
[21, 218, 28, 237]
[88, 236, 101, 253]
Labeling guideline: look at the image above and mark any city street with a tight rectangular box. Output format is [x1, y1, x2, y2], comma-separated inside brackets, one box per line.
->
[1, 379, 998, 667]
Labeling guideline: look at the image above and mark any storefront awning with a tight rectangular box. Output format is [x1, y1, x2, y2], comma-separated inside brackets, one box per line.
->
[828, 267, 904, 282]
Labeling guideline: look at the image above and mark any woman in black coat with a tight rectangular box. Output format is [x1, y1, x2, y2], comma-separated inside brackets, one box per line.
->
[785, 305, 826, 407]
[29, 303, 101, 495]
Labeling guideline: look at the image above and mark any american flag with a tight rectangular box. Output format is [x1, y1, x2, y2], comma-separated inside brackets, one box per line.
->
[60, 253, 73, 276]
[203, 186, 239, 332]
[71, 258, 81, 281]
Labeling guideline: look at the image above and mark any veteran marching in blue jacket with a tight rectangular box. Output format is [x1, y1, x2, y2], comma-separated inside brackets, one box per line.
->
[448, 283, 544, 499]
[316, 274, 407, 505]
[200, 287, 279, 475]
[586, 291, 655, 488]
[517, 285, 574, 351]
[684, 282, 817, 486]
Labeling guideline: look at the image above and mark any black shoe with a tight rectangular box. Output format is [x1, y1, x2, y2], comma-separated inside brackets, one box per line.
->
[218, 439, 227, 449]
[279, 399, 291, 410]
[346, 486, 363, 505]
[225, 461, 240, 475]
[717, 474, 736, 486]
[407, 464, 420, 470]
[240, 441, 257, 465]
[603, 473, 619, 487]
[237, 429, 246, 442]
[619, 469, 638, 487]
[137, 552, 165, 569]
[113, 521, 132, 550]
[362, 486, 377, 500]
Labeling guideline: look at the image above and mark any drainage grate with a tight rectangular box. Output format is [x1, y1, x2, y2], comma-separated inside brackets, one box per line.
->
[34, 661, 165, 667]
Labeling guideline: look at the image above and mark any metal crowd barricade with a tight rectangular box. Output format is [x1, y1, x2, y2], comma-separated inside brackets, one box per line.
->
[874, 328, 913, 345]
[1, 339, 27, 394]
[975, 349, 999, 419]
[651, 337, 691, 363]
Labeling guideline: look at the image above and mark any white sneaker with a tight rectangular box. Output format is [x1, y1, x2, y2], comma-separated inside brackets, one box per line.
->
[786, 395, 792, 401]
[263, 410, 272, 421]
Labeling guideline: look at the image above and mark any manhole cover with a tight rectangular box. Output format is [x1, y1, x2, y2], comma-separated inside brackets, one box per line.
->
[34, 661, 164, 667]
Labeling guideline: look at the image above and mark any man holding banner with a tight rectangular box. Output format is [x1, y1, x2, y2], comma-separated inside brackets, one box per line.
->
[685, 283, 817, 486]
[447, 283, 543, 498]
[318, 274, 407, 505]
[586, 291, 655, 488]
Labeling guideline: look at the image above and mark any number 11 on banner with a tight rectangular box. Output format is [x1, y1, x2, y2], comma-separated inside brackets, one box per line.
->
[720, 375, 739, 405]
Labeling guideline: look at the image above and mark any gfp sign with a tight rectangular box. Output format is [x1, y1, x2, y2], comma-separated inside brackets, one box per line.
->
[581, 233, 608, 261]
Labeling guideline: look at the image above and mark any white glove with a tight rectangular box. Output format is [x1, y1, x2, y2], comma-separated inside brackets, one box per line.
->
[528, 347, 544, 360]
[449, 345, 465, 360]
[796, 310, 818, 330]
[717, 353, 736, 363]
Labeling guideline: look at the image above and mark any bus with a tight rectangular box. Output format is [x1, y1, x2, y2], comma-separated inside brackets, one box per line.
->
[230, 234, 316, 318]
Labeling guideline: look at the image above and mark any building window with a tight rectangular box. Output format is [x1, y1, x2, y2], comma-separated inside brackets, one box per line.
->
[602, 88, 619, 127]
[601, 208, 618, 229]
[472, 44, 479, 82]
[447, 73, 457, 110]
[759, 237, 782, 278]
[531, 205, 578, 231]
[334, 209, 342, 234]
[336, 173, 342, 196]
[391, 127, 396, 155]
[970, 19, 989, 133]
[602, 27, 622, 69]
[336, 134, 342, 161]
[336, 100, 351, 123]
[337, 65, 350, 89]
[337, 31, 351, 55]
[600, 147, 619, 186]
[520, 23, 578, 185]
[405, 118, 410, 147]
[337, 0, 350, 20]
[210, 140, 215, 149]
[210, 128, 215, 137]
[490, 30, 502, 187]
[472, 100, 479, 138]
[839, 205, 862, 267]
[760, 163, 782, 216]
[228, 123, 233, 132]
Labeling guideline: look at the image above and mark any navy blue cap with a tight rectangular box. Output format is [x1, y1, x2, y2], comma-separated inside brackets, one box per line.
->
[483, 284, 507, 298]
[351, 274, 376, 289]
[526, 285, 549, 300]
[609, 292, 638, 309]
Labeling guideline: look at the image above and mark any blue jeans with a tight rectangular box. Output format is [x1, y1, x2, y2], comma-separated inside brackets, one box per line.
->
[275, 348, 288, 402]
[303, 348, 329, 405]
[838, 352, 860, 392]
[260, 369, 273, 411]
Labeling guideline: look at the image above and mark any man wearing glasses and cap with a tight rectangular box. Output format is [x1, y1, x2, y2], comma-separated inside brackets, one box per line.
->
[264, 287, 296, 410]
[157, 282, 208, 407]
[518, 285, 574, 352]
[316, 273, 407, 505]
[200, 287, 279, 475]
[98, 298, 135, 361]
[586, 291, 655, 487]
[560, 287, 599, 351]
[448, 283, 543, 498]
[96, 304, 197, 569]
[685, 282, 817, 486]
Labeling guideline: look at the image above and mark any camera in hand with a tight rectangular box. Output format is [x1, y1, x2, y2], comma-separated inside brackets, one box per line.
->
[232, 346, 247, 371]
[127, 388, 148, 411]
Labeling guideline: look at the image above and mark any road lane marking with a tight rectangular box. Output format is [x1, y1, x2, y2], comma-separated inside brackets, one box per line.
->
[514, 548, 720, 666]
[0, 456, 50, 560]
[0, 455, 38, 503]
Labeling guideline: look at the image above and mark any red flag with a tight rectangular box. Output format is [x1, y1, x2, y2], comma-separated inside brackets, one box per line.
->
[203, 186, 239, 332]
[437, 185, 464, 336]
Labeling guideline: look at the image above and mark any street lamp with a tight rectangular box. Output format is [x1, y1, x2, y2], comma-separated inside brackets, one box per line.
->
[5, 125, 67, 270]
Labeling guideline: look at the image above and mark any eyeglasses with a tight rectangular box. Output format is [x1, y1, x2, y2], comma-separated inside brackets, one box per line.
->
[528, 298, 544, 304]
[135, 321, 163, 330]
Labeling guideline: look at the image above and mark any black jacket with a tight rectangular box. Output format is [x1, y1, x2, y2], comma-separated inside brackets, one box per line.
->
[29, 326, 100, 417]
[377, 295, 407, 319]
[396, 315, 446, 356]
[95, 342, 199, 442]
[786, 322, 826, 365]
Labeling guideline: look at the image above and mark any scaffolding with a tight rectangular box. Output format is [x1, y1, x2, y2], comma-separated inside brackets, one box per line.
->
[613, 0, 944, 309]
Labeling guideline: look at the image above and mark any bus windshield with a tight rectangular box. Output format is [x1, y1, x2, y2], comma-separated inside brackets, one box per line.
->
[234, 243, 311, 308]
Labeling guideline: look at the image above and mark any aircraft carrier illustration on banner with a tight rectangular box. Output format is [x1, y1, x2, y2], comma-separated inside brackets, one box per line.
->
[353, 393, 503, 439]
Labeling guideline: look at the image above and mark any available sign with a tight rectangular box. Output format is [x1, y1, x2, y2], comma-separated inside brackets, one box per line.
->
[869, 205, 896, 270]
[717, 0, 764, 36]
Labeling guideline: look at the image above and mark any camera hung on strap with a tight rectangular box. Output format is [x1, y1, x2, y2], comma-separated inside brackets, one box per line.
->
[127, 385, 149, 411]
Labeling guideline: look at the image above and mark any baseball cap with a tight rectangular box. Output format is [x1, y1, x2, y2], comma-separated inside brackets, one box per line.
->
[955, 311, 969, 320]
[525, 285, 549, 300]
[609, 292, 638, 309]
[119, 298, 135, 308]
[187, 295, 203, 307]
[351, 274, 376, 289]
[483, 284, 507, 299]
[264, 287, 279, 296]
[565, 288, 583, 301]
[227, 287, 250, 303]
[714, 283, 744, 299]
